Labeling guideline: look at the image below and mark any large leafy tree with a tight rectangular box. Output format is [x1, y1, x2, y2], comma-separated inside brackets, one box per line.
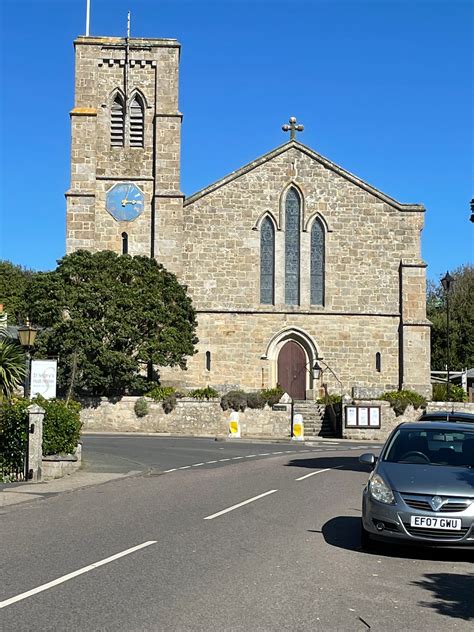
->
[0, 261, 35, 324]
[427, 265, 474, 370]
[27, 251, 198, 397]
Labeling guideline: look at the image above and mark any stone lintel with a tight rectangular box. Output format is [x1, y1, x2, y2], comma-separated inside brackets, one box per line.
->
[154, 112, 183, 120]
[70, 107, 97, 117]
[96, 176, 154, 182]
[195, 309, 401, 317]
[153, 192, 185, 199]
[65, 191, 96, 198]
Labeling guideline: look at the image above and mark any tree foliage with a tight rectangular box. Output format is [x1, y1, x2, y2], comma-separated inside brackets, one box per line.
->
[427, 265, 474, 370]
[27, 251, 198, 397]
[0, 261, 35, 325]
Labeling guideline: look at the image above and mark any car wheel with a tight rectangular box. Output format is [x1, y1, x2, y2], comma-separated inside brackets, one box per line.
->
[360, 522, 373, 551]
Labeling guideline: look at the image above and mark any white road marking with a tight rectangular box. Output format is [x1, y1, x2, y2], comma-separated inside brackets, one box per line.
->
[179, 466, 191, 470]
[192, 463, 204, 467]
[219, 458, 231, 462]
[295, 465, 344, 481]
[272, 451, 283, 454]
[206, 460, 218, 464]
[163, 468, 177, 473]
[0, 541, 157, 610]
[232, 456, 244, 460]
[204, 490, 278, 520]
[245, 454, 257, 458]
[259, 453, 270, 456]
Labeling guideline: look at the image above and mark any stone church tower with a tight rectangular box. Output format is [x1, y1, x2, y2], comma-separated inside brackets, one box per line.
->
[66, 35, 431, 400]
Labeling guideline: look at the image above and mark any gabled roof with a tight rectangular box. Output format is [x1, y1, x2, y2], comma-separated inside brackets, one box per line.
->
[184, 140, 425, 212]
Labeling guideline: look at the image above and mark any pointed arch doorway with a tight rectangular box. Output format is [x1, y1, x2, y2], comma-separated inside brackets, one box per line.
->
[277, 340, 306, 400]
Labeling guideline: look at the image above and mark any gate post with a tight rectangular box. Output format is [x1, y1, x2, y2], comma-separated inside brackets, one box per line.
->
[27, 404, 45, 482]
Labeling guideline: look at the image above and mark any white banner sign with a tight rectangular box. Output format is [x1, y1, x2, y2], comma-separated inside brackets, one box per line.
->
[30, 360, 57, 399]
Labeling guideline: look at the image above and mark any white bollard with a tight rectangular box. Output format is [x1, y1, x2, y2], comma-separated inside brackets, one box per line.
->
[228, 411, 241, 438]
[292, 413, 304, 441]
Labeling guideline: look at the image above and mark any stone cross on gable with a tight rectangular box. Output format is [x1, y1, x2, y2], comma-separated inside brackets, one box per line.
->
[282, 116, 304, 140]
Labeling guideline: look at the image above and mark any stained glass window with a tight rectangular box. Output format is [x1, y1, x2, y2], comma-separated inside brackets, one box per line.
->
[260, 217, 275, 305]
[310, 219, 325, 305]
[285, 188, 300, 305]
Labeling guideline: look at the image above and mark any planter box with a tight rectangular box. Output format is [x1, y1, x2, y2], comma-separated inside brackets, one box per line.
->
[42, 444, 82, 480]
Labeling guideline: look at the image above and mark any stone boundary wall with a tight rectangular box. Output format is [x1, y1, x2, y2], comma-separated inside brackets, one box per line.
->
[426, 402, 474, 414]
[42, 445, 82, 480]
[343, 400, 474, 441]
[343, 401, 422, 441]
[80, 397, 291, 439]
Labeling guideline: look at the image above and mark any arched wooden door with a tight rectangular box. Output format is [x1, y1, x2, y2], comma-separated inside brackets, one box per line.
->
[277, 341, 306, 400]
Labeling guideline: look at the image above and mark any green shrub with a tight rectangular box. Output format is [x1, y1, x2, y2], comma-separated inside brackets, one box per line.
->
[134, 397, 149, 418]
[190, 386, 219, 400]
[260, 386, 284, 407]
[432, 383, 467, 403]
[245, 392, 265, 409]
[220, 390, 247, 412]
[316, 394, 342, 405]
[380, 390, 427, 416]
[147, 386, 176, 401]
[162, 393, 177, 414]
[40, 398, 82, 456]
[0, 398, 29, 481]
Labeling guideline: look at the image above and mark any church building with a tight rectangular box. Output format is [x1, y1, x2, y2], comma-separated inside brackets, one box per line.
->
[66, 35, 431, 400]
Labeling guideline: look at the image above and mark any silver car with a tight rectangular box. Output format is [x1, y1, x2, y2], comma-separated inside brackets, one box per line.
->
[359, 421, 474, 549]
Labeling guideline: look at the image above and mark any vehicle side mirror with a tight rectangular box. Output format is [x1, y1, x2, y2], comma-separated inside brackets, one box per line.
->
[359, 453, 377, 469]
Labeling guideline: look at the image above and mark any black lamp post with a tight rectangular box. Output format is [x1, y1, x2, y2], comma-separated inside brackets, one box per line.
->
[441, 272, 454, 401]
[17, 320, 37, 399]
[470, 198, 474, 223]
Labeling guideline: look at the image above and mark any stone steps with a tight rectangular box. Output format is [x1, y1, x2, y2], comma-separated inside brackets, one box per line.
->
[293, 400, 337, 438]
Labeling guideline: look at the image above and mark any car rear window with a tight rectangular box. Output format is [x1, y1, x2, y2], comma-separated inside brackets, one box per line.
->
[384, 429, 474, 466]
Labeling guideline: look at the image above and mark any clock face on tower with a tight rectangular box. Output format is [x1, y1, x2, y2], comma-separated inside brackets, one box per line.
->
[105, 182, 145, 222]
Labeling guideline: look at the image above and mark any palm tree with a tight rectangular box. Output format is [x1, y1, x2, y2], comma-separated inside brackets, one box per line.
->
[0, 338, 26, 401]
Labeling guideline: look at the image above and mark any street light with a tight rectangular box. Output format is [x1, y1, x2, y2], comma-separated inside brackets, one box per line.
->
[470, 198, 474, 223]
[17, 319, 37, 399]
[441, 271, 454, 401]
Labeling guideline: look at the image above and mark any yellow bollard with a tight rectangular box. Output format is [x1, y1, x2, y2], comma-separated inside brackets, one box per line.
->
[229, 411, 241, 438]
[292, 413, 304, 441]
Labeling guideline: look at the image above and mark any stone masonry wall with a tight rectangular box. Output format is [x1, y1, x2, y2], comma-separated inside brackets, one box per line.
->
[343, 401, 422, 441]
[159, 312, 401, 396]
[80, 397, 290, 438]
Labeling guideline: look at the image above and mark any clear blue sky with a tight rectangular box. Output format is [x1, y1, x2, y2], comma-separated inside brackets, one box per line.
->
[0, 0, 472, 282]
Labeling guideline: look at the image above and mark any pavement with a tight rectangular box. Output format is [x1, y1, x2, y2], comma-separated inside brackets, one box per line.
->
[0, 469, 142, 509]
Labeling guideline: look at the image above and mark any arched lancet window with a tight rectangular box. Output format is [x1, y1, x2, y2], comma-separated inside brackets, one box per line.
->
[205, 351, 211, 371]
[376, 352, 382, 373]
[129, 94, 144, 147]
[260, 217, 275, 305]
[121, 232, 128, 255]
[285, 188, 300, 305]
[110, 93, 125, 146]
[310, 218, 325, 305]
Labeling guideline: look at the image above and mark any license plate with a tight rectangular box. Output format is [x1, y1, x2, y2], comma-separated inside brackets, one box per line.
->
[410, 516, 461, 530]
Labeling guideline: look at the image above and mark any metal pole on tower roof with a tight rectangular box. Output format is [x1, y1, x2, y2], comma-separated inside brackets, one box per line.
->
[127, 11, 131, 38]
[85, 0, 91, 36]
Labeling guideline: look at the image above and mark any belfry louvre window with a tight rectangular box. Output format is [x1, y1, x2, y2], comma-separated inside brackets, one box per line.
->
[129, 95, 144, 147]
[285, 188, 301, 305]
[110, 94, 125, 146]
[260, 217, 275, 304]
[310, 219, 325, 305]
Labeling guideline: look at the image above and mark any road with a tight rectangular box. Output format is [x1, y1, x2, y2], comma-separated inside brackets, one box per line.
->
[1, 436, 472, 631]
